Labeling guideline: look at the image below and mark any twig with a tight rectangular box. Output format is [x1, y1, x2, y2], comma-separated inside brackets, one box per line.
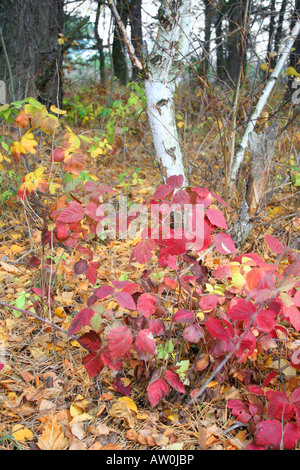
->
[0, 301, 78, 342]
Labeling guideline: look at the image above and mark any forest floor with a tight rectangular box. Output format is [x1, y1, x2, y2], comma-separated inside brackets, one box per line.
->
[0, 81, 299, 451]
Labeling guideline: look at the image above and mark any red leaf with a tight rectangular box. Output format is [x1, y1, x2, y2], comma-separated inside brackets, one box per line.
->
[147, 377, 170, 407]
[133, 239, 156, 264]
[213, 265, 232, 280]
[205, 317, 233, 341]
[266, 390, 295, 421]
[94, 285, 114, 300]
[227, 399, 252, 423]
[149, 319, 165, 336]
[0, 363, 4, 372]
[263, 371, 277, 387]
[115, 292, 136, 310]
[63, 152, 86, 175]
[246, 385, 264, 396]
[68, 307, 95, 336]
[152, 184, 174, 200]
[164, 370, 185, 394]
[172, 189, 190, 204]
[255, 420, 300, 449]
[206, 208, 228, 229]
[137, 293, 158, 318]
[26, 256, 41, 269]
[57, 201, 85, 224]
[214, 232, 236, 255]
[50, 146, 66, 162]
[78, 331, 102, 352]
[234, 330, 256, 361]
[227, 298, 256, 322]
[135, 329, 156, 355]
[255, 309, 276, 333]
[265, 234, 284, 254]
[107, 326, 133, 361]
[294, 290, 300, 308]
[173, 309, 195, 324]
[77, 246, 93, 261]
[86, 261, 100, 284]
[100, 346, 123, 370]
[182, 323, 204, 343]
[282, 304, 300, 331]
[166, 174, 184, 189]
[55, 221, 70, 241]
[199, 294, 218, 312]
[112, 377, 131, 396]
[74, 260, 88, 275]
[82, 352, 104, 378]
[290, 349, 300, 370]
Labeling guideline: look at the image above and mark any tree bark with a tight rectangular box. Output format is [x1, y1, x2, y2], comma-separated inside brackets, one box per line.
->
[112, 0, 129, 86]
[108, 0, 190, 186]
[130, 0, 143, 81]
[95, 0, 106, 86]
[230, 19, 300, 184]
[0, 0, 64, 108]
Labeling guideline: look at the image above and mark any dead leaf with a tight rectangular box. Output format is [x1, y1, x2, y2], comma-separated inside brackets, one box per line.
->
[70, 422, 85, 440]
[12, 424, 34, 442]
[109, 401, 135, 428]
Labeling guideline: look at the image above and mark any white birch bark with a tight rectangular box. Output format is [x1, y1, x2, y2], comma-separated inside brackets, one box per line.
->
[230, 20, 300, 185]
[107, 0, 191, 186]
[144, 0, 191, 184]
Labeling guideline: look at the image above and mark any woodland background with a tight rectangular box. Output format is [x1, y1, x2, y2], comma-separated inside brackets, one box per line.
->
[0, 0, 299, 451]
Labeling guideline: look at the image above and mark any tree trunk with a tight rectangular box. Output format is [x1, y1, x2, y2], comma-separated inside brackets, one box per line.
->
[215, 1, 225, 80]
[230, 19, 300, 184]
[95, 0, 106, 86]
[112, 0, 129, 86]
[203, 0, 215, 75]
[226, 0, 248, 88]
[108, 0, 190, 185]
[0, 0, 64, 108]
[245, 124, 278, 217]
[130, 0, 143, 81]
[144, 0, 191, 183]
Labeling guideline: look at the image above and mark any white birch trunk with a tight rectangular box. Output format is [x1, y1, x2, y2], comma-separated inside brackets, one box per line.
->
[230, 20, 300, 185]
[145, 0, 191, 184]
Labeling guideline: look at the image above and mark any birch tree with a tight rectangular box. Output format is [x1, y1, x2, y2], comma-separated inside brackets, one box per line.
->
[230, 19, 300, 184]
[108, 0, 191, 185]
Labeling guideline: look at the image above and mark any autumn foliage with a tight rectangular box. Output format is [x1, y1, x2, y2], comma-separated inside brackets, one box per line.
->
[1, 96, 300, 450]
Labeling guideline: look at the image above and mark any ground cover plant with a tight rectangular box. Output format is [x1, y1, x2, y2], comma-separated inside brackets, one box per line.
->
[0, 78, 299, 451]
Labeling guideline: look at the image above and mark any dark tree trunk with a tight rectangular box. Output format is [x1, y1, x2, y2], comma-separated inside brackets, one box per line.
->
[130, 0, 143, 81]
[202, 0, 215, 74]
[267, 0, 276, 61]
[271, 0, 288, 69]
[215, 1, 225, 80]
[95, 0, 106, 86]
[112, 0, 129, 86]
[0, 0, 64, 108]
[226, 0, 248, 88]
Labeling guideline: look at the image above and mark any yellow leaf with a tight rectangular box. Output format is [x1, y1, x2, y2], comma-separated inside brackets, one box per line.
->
[12, 424, 34, 442]
[10, 244, 23, 255]
[55, 307, 66, 318]
[285, 66, 300, 77]
[260, 63, 270, 71]
[50, 105, 67, 115]
[21, 132, 38, 154]
[118, 396, 138, 413]
[70, 403, 83, 417]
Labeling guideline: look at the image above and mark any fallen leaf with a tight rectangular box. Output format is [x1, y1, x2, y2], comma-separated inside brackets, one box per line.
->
[12, 424, 34, 442]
